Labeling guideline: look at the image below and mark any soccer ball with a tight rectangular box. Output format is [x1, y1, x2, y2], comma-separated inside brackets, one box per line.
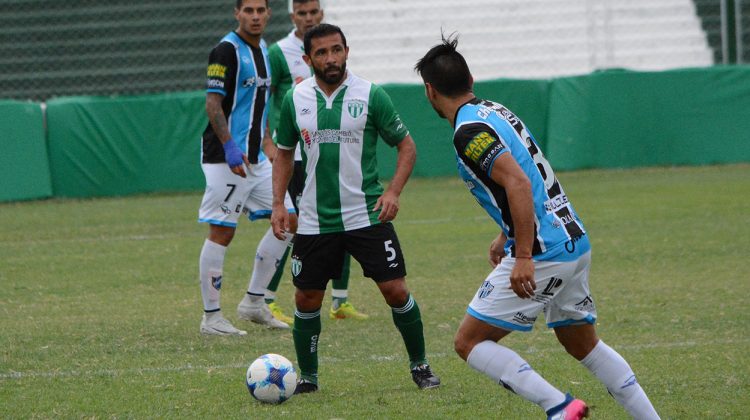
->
[245, 353, 298, 404]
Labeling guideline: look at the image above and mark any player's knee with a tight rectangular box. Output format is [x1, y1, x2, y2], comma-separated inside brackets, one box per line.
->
[379, 278, 409, 306]
[208, 225, 235, 246]
[294, 289, 324, 312]
[453, 330, 475, 361]
[559, 334, 598, 361]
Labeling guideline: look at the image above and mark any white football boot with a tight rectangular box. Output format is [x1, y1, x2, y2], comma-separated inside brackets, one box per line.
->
[200, 312, 247, 336]
[237, 300, 290, 329]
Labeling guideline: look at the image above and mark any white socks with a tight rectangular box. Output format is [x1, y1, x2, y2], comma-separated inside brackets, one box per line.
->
[199, 239, 227, 312]
[467, 340, 567, 412]
[581, 340, 660, 419]
[247, 227, 293, 296]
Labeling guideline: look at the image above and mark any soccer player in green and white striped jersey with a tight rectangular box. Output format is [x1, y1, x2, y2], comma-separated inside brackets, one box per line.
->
[265, 0, 367, 323]
[270, 24, 440, 393]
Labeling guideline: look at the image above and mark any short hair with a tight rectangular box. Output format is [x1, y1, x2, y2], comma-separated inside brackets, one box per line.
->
[415, 34, 473, 97]
[303, 23, 347, 56]
[236, 0, 269, 8]
[289, 0, 323, 13]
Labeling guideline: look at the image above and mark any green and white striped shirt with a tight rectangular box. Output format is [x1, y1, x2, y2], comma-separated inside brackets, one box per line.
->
[277, 71, 409, 234]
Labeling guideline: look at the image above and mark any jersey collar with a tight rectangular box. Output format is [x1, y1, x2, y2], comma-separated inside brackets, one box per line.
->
[453, 96, 480, 128]
[313, 70, 354, 99]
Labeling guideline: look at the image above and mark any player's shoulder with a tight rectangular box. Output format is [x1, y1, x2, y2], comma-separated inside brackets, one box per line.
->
[454, 120, 498, 142]
[268, 41, 282, 54]
[216, 32, 240, 48]
[289, 77, 316, 99]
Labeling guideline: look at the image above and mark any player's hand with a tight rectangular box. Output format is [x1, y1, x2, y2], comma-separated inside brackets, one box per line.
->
[223, 140, 249, 178]
[509, 258, 536, 299]
[488, 235, 506, 267]
[374, 190, 399, 222]
[270, 204, 290, 240]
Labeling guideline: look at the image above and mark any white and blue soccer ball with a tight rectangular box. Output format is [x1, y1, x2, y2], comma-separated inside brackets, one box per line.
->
[246, 353, 298, 404]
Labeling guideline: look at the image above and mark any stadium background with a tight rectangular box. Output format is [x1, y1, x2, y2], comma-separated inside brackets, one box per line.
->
[1, 0, 749, 202]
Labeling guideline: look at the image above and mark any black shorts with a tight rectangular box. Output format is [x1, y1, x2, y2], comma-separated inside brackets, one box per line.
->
[291, 223, 407, 290]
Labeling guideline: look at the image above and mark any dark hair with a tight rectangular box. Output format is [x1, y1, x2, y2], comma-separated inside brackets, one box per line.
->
[415, 33, 472, 97]
[303, 23, 347, 56]
[236, 0, 269, 8]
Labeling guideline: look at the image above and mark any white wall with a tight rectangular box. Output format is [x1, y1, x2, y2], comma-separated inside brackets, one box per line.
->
[322, 0, 713, 83]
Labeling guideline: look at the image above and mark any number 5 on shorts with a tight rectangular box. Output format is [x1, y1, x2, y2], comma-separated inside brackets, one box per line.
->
[384, 240, 396, 262]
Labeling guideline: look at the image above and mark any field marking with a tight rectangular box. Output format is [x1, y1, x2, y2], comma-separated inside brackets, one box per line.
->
[2, 338, 748, 381]
[0, 216, 488, 246]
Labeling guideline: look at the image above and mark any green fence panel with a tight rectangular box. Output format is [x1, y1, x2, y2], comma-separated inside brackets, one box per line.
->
[0, 100, 51, 202]
[47, 92, 206, 198]
[546, 67, 750, 170]
[379, 79, 550, 178]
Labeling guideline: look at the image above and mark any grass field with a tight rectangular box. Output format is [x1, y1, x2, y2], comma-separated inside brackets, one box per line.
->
[1, 164, 749, 419]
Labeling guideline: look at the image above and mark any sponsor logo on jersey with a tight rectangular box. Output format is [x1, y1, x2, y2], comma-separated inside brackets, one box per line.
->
[242, 76, 271, 88]
[301, 129, 312, 147]
[495, 107, 519, 125]
[463, 132, 497, 164]
[346, 99, 366, 118]
[477, 107, 491, 119]
[311, 129, 360, 145]
[207, 64, 227, 78]
[300, 108, 311, 116]
[207, 79, 225, 89]
[544, 194, 570, 213]
[479, 143, 506, 172]
[559, 214, 577, 226]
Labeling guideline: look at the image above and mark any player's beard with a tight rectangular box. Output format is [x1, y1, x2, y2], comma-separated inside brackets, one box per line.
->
[313, 61, 347, 86]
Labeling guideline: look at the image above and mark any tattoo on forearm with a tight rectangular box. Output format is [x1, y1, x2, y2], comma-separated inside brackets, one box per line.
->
[207, 103, 230, 142]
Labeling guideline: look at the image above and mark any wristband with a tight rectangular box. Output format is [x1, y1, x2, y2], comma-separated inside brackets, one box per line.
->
[223, 140, 244, 168]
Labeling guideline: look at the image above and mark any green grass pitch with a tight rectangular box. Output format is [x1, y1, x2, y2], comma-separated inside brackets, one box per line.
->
[1, 164, 748, 418]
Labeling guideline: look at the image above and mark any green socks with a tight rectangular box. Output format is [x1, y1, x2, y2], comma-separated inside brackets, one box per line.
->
[265, 247, 291, 303]
[391, 294, 428, 369]
[293, 308, 321, 384]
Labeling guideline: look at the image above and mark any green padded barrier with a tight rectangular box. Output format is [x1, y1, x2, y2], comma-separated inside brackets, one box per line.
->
[0, 100, 51, 202]
[546, 67, 750, 170]
[46, 92, 206, 198]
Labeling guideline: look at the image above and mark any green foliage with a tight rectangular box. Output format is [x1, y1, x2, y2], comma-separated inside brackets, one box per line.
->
[1, 165, 748, 418]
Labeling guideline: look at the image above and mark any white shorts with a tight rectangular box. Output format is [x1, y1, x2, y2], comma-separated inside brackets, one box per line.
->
[467, 251, 597, 332]
[198, 160, 295, 227]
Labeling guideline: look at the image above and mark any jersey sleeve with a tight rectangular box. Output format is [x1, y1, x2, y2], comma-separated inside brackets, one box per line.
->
[206, 42, 237, 96]
[276, 89, 299, 150]
[267, 43, 287, 138]
[369, 84, 409, 147]
[454, 123, 509, 177]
